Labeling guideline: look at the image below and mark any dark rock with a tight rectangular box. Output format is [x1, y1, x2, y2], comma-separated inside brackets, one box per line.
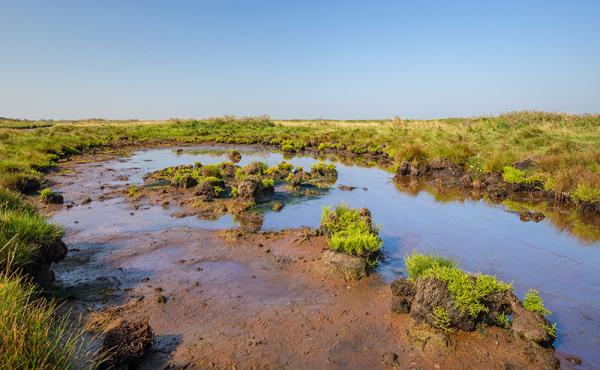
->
[241, 161, 265, 176]
[194, 181, 217, 200]
[410, 277, 477, 331]
[237, 179, 259, 199]
[391, 295, 412, 314]
[338, 185, 357, 191]
[390, 278, 416, 297]
[513, 158, 537, 170]
[321, 250, 367, 281]
[220, 163, 238, 177]
[99, 319, 154, 370]
[42, 191, 64, 204]
[510, 299, 554, 346]
[565, 355, 582, 365]
[228, 150, 242, 163]
[459, 174, 473, 188]
[382, 351, 399, 367]
[271, 201, 284, 211]
[519, 211, 545, 222]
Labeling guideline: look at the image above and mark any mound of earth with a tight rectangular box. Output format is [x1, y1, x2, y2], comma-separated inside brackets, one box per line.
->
[99, 319, 154, 370]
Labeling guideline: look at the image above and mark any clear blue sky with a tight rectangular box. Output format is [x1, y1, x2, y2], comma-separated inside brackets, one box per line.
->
[1, 0, 599, 119]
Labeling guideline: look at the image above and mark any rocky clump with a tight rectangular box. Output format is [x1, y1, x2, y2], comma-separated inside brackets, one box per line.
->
[40, 189, 64, 204]
[319, 206, 382, 280]
[321, 249, 367, 281]
[98, 319, 154, 370]
[228, 150, 242, 163]
[519, 210, 545, 222]
[391, 272, 556, 347]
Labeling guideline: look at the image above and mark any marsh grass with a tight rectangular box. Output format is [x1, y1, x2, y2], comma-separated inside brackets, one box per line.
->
[0, 269, 90, 369]
[1, 112, 599, 203]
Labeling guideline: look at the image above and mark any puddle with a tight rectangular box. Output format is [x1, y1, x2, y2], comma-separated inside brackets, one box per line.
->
[50, 144, 600, 367]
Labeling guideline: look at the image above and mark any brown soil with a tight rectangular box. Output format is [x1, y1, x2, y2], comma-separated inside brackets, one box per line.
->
[66, 227, 559, 369]
[43, 145, 573, 369]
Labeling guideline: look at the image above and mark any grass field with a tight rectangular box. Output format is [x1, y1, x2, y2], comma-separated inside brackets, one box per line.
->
[1, 112, 599, 202]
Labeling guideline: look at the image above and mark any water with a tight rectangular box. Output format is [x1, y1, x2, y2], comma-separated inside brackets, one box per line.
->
[51, 144, 600, 367]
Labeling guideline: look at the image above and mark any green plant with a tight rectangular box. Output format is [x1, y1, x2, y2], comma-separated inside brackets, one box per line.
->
[39, 188, 53, 202]
[0, 270, 90, 369]
[502, 166, 541, 185]
[128, 184, 138, 197]
[261, 178, 275, 188]
[432, 306, 451, 330]
[320, 205, 382, 263]
[542, 322, 557, 338]
[523, 288, 551, 316]
[572, 183, 600, 203]
[495, 313, 511, 328]
[404, 251, 456, 280]
[405, 252, 512, 317]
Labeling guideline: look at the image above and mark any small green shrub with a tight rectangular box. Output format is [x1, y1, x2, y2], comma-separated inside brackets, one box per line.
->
[261, 178, 275, 188]
[128, 184, 138, 197]
[230, 186, 239, 197]
[39, 188, 53, 202]
[523, 288, 551, 316]
[543, 322, 557, 338]
[432, 306, 451, 330]
[320, 205, 382, 263]
[495, 313, 511, 328]
[572, 183, 600, 203]
[502, 166, 541, 184]
[404, 252, 456, 280]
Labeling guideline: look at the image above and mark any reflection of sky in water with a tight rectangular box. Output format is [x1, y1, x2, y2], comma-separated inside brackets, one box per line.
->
[54, 145, 600, 366]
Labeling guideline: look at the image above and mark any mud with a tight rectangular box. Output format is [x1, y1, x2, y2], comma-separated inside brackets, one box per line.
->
[43, 144, 600, 368]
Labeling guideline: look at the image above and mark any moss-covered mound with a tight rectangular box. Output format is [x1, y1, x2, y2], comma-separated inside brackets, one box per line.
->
[392, 252, 557, 347]
[320, 205, 382, 266]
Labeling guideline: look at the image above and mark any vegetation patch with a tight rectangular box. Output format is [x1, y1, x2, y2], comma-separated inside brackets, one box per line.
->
[0, 271, 89, 369]
[320, 205, 382, 266]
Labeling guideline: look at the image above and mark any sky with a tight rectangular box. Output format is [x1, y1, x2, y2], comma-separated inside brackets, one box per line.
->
[1, 0, 599, 120]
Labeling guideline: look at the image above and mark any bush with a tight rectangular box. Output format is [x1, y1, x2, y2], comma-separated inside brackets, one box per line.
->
[523, 288, 551, 316]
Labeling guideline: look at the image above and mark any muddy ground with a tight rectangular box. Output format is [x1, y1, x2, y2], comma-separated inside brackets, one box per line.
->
[43, 147, 579, 369]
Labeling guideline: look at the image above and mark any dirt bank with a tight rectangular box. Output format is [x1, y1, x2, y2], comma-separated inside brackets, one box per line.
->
[54, 225, 561, 369]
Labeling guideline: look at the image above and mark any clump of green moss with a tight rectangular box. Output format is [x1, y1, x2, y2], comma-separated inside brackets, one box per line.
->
[432, 306, 451, 330]
[404, 252, 512, 317]
[502, 166, 542, 185]
[523, 288, 551, 316]
[320, 205, 382, 266]
[523, 288, 557, 338]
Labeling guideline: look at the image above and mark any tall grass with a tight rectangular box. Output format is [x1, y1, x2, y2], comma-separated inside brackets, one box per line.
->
[0, 269, 87, 369]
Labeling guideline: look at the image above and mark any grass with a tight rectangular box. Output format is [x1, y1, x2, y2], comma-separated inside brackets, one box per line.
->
[320, 205, 382, 264]
[0, 112, 598, 204]
[0, 269, 88, 369]
[502, 166, 542, 185]
[0, 191, 64, 270]
[404, 252, 512, 317]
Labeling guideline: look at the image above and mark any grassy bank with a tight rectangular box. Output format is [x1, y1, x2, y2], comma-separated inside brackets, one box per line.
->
[0, 189, 86, 369]
[1, 112, 598, 203]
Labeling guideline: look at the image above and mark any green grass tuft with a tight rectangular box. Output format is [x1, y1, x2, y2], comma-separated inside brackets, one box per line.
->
[320, 205, 382, 263]
[523, 288, 551, 316]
